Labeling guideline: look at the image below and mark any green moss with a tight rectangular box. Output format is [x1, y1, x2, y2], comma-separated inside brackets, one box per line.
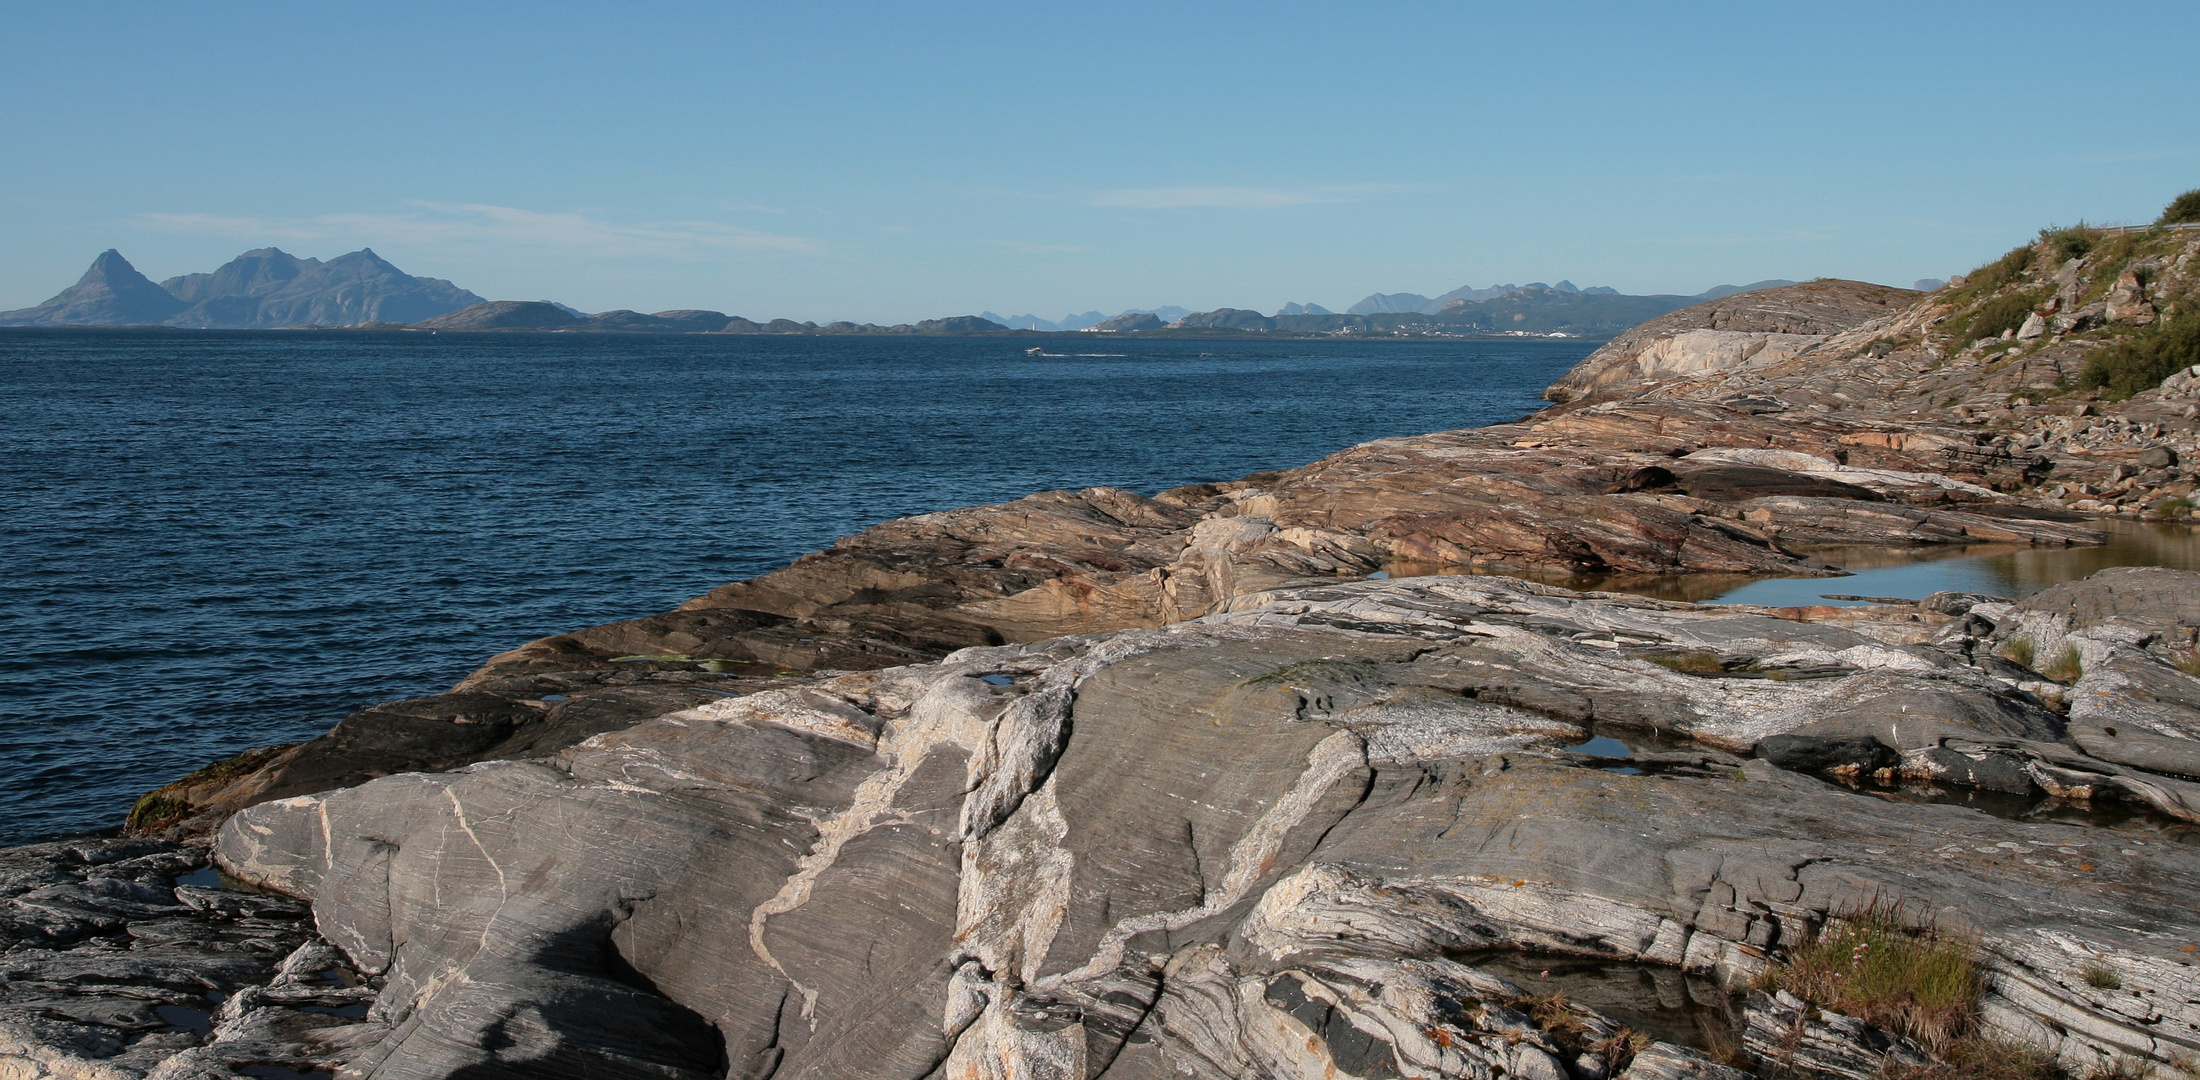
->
[126, 792, 187, 831]
[1647, 650, 1723, 673]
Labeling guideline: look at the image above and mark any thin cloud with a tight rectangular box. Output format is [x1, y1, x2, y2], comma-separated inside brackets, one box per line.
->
[1091, 183, 1419, 210]
[138, 202, 822, 257]
[989, 240, 1091, 253]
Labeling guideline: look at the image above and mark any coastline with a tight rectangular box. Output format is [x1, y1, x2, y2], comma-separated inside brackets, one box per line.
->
[13, 239, 2200, 1078]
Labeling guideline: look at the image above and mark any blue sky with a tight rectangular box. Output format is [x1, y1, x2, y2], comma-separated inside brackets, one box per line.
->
[4, 1, 2196, 322]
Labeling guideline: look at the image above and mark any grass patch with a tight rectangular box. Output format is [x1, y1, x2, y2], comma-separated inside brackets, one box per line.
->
[2081, 960, 2123, 990]
[2042, 644, 2084, 683]
[2079, 309, 2200, 400]
[2174, 651, 2200, 678]
[1948, 288, 2047, 346]
[2162, 188, 2200, 226]
[2001, 637, 2037, 669]
[1885, 1038, 2068, 1080]
[1957, 244, 2039, 297]
[1648, 650, 1723, 673]
[1760, 900, 1980, 1053]
[2157, 497, 2196, 519]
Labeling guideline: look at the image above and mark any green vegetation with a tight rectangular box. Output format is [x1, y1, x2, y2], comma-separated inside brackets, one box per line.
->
[1948, 288, 2047, 346]
[2079, 310, 2200, 400]
[1956, 244, 2038, 297]
[2042, 643, 2084, 683]
[2081, 960, 2123, 990]
[2174, 650, 2200, 678]
[2042, 224, 2098, 263]
[2001, 637, 2037, 669]
[1761, 901, 1980, 1053]
[2155, 497, 2195, 520]
[126, 792, 187, 832]
[1648, 650, 1723, 673]
[1885, 1039, 2067, 1080]
[2162, 189, 2200, 226]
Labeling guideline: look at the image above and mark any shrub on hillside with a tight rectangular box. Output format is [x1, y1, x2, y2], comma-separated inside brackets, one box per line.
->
[2041, 224, 2096, 262]
[2079, 309, 2200, 399]
[1959, 244, 2037, 296]
[2162, 188, 2200, 226]
[1947, 288, 2045, 345]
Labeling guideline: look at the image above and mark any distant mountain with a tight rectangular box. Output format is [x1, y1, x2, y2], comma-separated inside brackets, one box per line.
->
[982, 311, 1064, 331]
[1086, 312, 1165, 332]
[1913, 278, 1947, 292]
[1276, 302, 1332, 316]
[1, 247, 484, 328]
[1346, 292, 1433, 315]
[1172, 309, 1276, 331]
[581, 309, 740, 333]
[1691, 279, 1798, 301]
[0, 250, 187, 326]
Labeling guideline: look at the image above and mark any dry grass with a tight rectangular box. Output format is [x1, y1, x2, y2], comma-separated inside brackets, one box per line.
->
[1507, 992, 1650, 1072]
[1760, 901, 1980, 1054]
[2081, 961, 2123, 990]
[1885, 1038, 2068, 1080]
[2001, 637, 2037, 669]
[2042, 644, 2084, 684]
[2174, 651, 2200, 679]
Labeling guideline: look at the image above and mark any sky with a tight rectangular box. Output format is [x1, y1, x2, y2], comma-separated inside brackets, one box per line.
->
[3, 1, 2197, 323]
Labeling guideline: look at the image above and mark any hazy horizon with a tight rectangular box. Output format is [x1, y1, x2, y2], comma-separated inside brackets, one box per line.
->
[5, 1, 2196, 323]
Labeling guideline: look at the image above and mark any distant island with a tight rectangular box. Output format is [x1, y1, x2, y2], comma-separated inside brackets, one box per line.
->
[1, 248, 1804, 339]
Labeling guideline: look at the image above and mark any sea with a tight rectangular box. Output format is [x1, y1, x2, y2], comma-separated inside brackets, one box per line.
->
[0, 329, 1593, 844]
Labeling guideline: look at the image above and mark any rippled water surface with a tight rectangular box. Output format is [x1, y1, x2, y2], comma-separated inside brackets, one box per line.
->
[0, 329, 1591, 842]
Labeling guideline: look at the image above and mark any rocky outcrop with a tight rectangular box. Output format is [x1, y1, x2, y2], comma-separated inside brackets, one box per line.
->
[65, 205, 2200, 1080]
[406, 300, 583, 331]
[1544, 281, 1919, 402]
[178, 571, 2200, 1079]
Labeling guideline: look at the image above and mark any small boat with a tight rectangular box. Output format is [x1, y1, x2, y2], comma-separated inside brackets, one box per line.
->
[1025, 346, 1045, 357]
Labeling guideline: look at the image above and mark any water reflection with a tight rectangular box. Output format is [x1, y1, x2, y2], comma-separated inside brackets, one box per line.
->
[1385, 519, 2200, 607]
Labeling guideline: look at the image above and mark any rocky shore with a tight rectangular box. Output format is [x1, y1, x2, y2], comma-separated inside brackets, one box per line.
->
[11, 221, 2200, 1079]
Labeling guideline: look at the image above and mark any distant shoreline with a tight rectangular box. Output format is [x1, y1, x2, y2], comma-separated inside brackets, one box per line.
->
[0, 324, 1612, 343]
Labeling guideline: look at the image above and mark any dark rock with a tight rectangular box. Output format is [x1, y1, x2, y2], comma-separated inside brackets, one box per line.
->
[1755, 734, 1898, 775]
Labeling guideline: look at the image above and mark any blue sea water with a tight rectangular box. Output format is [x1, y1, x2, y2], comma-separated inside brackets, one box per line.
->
[0, 329, 1592, 843]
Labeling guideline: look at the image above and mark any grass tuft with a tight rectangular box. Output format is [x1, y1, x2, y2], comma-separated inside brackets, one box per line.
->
[2081, 960, 2123, 990]
[2042, 644, 2084, 683]
[1760, 900, 1980, 1053]
[2001, 637, 2037, 669]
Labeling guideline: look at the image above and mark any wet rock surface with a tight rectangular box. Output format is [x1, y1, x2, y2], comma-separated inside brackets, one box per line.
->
[0, 838, 375, 1079]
